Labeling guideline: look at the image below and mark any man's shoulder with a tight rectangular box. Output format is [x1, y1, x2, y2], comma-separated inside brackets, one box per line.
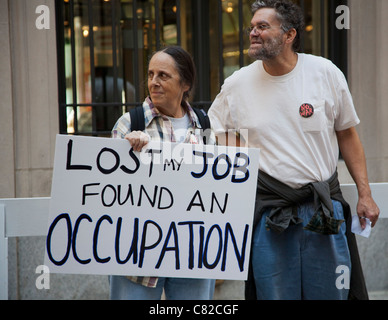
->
[300, 53, 341, 73]
[224, 61, 259, 85]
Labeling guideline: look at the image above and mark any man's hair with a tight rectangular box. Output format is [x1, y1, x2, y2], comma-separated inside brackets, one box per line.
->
[251, 0, 305, 52]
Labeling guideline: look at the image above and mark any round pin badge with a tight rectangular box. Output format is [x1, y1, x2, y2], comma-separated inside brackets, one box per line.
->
[299, 103, 314, 118]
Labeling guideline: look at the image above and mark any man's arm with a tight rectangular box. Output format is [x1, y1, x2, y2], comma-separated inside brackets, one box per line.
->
[336, 127, 380, 228]
[215, 132, 245, 147]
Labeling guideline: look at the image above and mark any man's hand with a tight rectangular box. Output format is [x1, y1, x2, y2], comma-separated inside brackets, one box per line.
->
[357, 194, 380, 229]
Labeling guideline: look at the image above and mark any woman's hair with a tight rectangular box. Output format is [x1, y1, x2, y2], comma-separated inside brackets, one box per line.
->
[251, 0, 305, 52]
[151, 46, 196, 101]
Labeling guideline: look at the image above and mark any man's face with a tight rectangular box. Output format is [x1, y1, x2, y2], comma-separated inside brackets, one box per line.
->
[248, 8, 286, 61]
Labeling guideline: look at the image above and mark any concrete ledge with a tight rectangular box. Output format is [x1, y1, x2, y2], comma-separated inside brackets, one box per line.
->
[369, 291, 388, 300]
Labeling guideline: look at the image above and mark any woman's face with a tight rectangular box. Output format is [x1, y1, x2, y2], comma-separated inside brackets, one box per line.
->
[147, 52, 190, 115]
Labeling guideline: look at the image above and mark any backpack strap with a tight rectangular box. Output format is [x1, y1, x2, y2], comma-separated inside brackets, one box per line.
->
[129, 105, 211, 144]
[129, 106, 145, 132]
[192, 107, 211, 145]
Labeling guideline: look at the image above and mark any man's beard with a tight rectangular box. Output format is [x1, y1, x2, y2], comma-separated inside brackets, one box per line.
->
[248, 34, 284, 61]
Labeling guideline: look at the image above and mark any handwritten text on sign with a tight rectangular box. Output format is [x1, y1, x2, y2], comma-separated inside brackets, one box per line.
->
[44, 135, 260, 280]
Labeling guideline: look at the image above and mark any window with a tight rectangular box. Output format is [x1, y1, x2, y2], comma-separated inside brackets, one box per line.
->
[56, 0, 347, 136]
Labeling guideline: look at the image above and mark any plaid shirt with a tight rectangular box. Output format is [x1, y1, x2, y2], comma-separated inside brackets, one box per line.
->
[111, 97, 215, 288]
[112, 97, 215, 145]
[257, 170, 345, 236]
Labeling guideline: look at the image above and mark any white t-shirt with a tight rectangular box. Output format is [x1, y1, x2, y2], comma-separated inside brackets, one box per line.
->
[167, 113, 191, 143]
[208, 53, 360, 188]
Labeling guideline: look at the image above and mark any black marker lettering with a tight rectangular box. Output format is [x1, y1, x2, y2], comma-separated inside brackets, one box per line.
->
[232, 153, 250, 183]
[96, 148, 120, 175]
[66, 139, 92, 171]
[221, 223, 249, 272]
[115, 217, 139, 265]
[72, 214, 92, 264]
[210, 192, 229, 214]
[178, 221, 204, 270]
[203, 225, 223, 269]
[191, 151, 214, 178]
[155, 222, 180, 270]
[120, 147, 140, 174]
[186, 190, 205, 212]
[93, 215, 113, 263]
[82, 183, 100, 205]
[139, 220, 163, 268]
[212, 154, 232, 180]
[46, 213, 72, 266]
[146, 149, 162, 177]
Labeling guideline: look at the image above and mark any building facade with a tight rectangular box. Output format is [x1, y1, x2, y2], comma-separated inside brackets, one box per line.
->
[1, 0, 387, 299]
[55, 0, 348, 136]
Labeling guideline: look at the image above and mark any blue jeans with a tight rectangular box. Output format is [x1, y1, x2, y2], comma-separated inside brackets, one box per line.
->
[252, 200, 351, 300]
[110, 276, 215, 300]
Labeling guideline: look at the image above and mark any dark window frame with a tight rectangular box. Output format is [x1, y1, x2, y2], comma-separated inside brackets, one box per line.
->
[56, 0, 348, 136]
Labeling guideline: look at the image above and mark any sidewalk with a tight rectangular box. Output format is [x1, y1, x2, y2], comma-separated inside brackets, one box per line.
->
[214, 280, 388, 300]
[369, 291, 388, 300]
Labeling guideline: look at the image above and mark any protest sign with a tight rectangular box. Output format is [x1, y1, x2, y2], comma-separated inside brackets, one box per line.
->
[44, 135, 260, 280]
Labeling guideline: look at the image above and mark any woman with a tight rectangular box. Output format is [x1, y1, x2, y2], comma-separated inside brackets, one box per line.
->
[110, 46, 216, 300]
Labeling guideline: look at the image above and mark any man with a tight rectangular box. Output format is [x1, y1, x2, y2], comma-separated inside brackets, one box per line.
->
[208, 0, 379, 300]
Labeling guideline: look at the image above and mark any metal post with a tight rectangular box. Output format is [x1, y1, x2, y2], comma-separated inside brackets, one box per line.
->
[0, 204, 8, 300]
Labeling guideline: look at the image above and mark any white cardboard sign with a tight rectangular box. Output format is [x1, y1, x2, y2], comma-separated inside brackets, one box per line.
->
[44, 135, 260, 280]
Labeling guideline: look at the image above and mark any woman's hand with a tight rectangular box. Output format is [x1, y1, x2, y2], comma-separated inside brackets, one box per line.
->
[125, 131, 150, 152]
